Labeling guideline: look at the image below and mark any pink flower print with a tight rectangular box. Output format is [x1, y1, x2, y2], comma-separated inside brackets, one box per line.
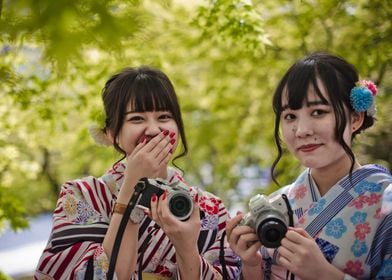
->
[294, 185, 307, 200]
[349, 196, 367, 209]
[94, 246, 104, 259]
[199, 196, 219, 215]
[367, 193, 381, 206]
[343, 260, 364, 277]
[354, 222, 371, 240]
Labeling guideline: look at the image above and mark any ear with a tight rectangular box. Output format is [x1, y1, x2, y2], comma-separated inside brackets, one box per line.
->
[106, 129, 115, 144]
[351, 112, 365, 132]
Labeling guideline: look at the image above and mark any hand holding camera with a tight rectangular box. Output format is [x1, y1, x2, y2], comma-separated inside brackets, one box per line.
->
[130, 178, 194, 223]
[239, 193, 293, 248]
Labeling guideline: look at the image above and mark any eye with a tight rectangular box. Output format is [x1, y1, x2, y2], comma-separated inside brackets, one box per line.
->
[158, 112, 173, 121]
[128, 115, 144, 122]
[311, 109, 327, 117]
[283, 113, 296, 121]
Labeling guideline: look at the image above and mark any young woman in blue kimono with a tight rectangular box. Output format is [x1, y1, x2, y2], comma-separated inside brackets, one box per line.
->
[226, 52, 392, 279]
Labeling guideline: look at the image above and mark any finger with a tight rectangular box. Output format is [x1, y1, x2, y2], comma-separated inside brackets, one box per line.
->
[190, 193, 200, 220]
[277, 243, 295, 261]
[284, 229, 309, 245]
[157, 190, 173, 223]
[150, 193, 162, 224]
[157, 143, 174, 166]
[226, 213, 243, 234]
[148, 131, 171, 155]
[237, 232, 260, 249]
[128, 135, 148, 157]
[288, 227, 312, 239]
[246, 240, 262, 255]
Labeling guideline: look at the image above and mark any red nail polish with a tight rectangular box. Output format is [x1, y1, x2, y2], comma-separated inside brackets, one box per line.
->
[162, 190, 167, 200]
[169, 132, 176, 138]
[195, 193, 199, 203]
[152, 194, 157, 202]
[138, 135, 146, 144]
[170, 139, 175, 144]
[163, 130, 169, 136]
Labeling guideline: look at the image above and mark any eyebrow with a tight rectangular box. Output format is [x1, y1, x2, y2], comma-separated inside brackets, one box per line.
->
[282, 100, 329, 111]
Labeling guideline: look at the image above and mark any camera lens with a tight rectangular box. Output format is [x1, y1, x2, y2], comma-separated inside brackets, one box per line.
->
[257, 218, 287, 248]
[169, 193, 193, 221]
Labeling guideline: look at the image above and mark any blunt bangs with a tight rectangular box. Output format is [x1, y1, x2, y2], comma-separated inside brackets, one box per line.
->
[277, 60, 329, 114]
[128, 73, 177, 115]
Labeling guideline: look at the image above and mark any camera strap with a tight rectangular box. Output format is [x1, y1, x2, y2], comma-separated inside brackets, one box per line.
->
[106, 178, 149, 280]
[219, 230, 229, 280]
[281, 194, 295, 280]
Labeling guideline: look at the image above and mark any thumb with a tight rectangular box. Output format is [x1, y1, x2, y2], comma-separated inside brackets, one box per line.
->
[288, 227, 312, 239]
[191, 193, 200, 219]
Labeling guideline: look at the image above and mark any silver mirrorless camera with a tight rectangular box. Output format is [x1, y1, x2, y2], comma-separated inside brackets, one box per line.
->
[240, 193, 292, 248]
[131, 178, 194, 222]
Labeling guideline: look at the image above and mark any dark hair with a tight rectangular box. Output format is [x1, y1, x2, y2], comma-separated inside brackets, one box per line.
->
[271, 52, 375, 186]
[102, 65, 188, 166]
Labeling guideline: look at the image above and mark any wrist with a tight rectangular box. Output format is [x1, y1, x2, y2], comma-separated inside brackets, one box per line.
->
[320, 264, 345, 280]
[176, 246, 199, 261]
[112, 202, 143, 224]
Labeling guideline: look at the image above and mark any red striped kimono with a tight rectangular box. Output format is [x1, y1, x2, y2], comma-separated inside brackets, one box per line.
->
[35, 162, 240, 279]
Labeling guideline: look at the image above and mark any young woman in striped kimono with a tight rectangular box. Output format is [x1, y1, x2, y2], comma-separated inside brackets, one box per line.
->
[226, 52, 392, 279]
[35, 66, 240, 280]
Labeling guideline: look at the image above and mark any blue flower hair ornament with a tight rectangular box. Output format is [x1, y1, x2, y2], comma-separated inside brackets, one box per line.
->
[350, 80, 377, 117]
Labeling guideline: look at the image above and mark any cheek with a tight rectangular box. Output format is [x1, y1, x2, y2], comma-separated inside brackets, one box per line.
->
[281, 124, 294, 143]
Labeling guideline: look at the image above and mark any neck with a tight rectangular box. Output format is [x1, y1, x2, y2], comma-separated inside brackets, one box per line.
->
[310, 156, 361, 196]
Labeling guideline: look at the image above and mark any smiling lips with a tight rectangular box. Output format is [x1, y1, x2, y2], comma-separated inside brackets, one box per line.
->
[298, 144, 322, 152]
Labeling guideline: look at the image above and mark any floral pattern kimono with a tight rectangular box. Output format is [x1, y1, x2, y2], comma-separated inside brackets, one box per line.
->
[262, 164, 392, 279]
[35, 162, 240, 280]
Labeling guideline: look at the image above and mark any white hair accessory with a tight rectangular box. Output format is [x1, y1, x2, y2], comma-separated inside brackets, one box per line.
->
[88, 123, 112, 146]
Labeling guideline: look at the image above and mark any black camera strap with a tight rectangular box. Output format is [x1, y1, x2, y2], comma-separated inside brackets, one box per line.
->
[281, 194, 295, 280]
[106, 179, 148, 280]
[219, 230, 229, 280]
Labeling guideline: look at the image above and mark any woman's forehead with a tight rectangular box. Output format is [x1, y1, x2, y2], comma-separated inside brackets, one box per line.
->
[282, 80, 330, 106]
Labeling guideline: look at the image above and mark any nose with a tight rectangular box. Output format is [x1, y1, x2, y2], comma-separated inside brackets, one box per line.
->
[144, 119, 163, 136]
[294, 118, 314, 138]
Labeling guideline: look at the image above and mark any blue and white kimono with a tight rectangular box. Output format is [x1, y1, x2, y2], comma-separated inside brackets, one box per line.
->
[262, 164, 392, 279]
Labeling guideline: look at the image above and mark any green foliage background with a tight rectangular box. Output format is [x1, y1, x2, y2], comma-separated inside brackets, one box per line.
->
[0, 0, 391, 232]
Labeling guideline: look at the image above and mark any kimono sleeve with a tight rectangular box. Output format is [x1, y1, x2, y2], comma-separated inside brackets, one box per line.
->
[381, 183, 392, 215]
[34, 177, 114, 280]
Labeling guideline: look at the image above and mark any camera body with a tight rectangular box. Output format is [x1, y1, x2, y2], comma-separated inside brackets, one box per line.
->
[240, 193, 291, 248]
[130, 178, 194, 223]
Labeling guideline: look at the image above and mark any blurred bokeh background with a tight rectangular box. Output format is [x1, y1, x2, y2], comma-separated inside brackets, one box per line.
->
[0, 0, 391, 278]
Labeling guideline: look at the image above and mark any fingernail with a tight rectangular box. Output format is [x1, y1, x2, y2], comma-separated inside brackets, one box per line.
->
[169, 132, 176, 138]
[139, 135, 146, 144]
[152, 194, 157, 202]
[170, 139, 175, 144]
[163, 130, 169, 136]
[194, 193, 199, 202]
[162, 190, 167, 200]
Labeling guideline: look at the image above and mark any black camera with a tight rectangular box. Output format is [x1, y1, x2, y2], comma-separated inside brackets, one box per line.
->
[239, 193, 292, 248]
[130, 178, 194, 222]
